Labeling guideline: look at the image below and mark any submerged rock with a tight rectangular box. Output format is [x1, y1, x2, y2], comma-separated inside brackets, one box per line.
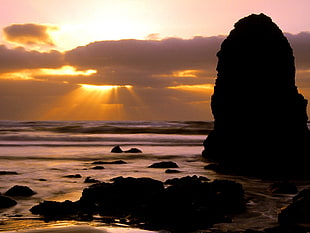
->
[0, 195, 17, 208]
[5, 185, 36, 197]
[0, 171, 18, 175]
[148, 161, 179, 168]
[202, 13, 310, 178]
[92, 160, 127, 164]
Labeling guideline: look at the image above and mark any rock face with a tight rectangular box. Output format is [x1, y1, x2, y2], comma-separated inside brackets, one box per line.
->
[202, 14, 310, 178]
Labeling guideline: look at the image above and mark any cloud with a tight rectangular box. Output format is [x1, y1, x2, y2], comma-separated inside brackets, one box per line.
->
[0, 45, 63, 73]
[0, 33, 310, 120]
[285, 32, 310, 71]
[3, 23, 58, 46]
[64, 36, 225, 87]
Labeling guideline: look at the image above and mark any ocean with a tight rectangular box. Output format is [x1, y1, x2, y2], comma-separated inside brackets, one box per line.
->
[0, 121, 310, 232]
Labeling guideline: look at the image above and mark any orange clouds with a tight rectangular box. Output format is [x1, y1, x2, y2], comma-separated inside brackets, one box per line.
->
[0, 31, 310, 120]
[3, 23, 58, 47]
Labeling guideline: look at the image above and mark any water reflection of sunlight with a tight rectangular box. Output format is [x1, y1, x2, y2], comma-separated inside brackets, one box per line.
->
[41, 84, 134, 120]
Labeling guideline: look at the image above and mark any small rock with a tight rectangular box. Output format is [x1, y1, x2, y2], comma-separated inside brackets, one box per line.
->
[91, 166, 105, 170]
[0, 171, 18, 175]
[0, 195, 17, 208]
[165, 169, 181, 173]
[148, 161, 179, 168]
[84, 177, 100, 183]
[267, 181, 298, 194]
[38, 179, 47, 181]
[111, 145, 123, 153]
[124, 148, 142, 153]
[64, 174, 82, 178]
[92, 160, 127, 164]
[5, 185, 36, 197]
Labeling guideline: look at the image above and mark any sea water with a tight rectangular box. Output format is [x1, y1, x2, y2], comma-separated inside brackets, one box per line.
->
[0, 121, 309, 232]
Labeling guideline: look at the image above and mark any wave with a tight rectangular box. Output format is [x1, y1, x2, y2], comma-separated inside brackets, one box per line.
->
[0, 121, 214, 135]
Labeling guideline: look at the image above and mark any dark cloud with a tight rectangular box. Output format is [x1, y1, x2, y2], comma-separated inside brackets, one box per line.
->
[0, 45, 63, 72]
[3, 23, 58, 46]
[64, 36, 225, 87]
[285, 32, 310, 70]
[65, 36, 224, 72]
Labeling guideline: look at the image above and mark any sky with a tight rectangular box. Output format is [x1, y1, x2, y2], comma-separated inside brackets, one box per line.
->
[0, 0, 310, 121]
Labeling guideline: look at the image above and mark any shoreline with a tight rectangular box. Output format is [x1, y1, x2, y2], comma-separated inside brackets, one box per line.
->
[0, 224, 157, 233]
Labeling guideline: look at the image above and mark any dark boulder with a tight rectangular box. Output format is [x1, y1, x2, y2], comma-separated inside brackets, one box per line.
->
[267, 181, 298, 194]
[124, 148, 142, 153]
[111, 145, 123, 153]
[0, 171, 18, 175]
[92, 160, 127, 164]
[202, 13, 310, 178]
[165, 169, 181, 173]
[111, 146, 142, 153]
[91, 166, 105, 170]
[64, 174, 82, 178]
[278, 188, 310, 227]
[144, 176, 244, 231]
[80, 176, 165, 217]
[84, 177, 100, 183]
[5, 185, 36, 197]
[30, 176, 244, 232]
[29, 200, 89, 220]
[0, 195, 17, 208]
[148, 161, 179, 168]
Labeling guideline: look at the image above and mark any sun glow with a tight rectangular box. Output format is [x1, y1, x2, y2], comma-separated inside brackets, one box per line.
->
[168, 84, 213, 92]
[155, 70, 201, 78]
[80, 84, 133, 90]
[40, 66, 97, 76]
[40, 84, 141, 121]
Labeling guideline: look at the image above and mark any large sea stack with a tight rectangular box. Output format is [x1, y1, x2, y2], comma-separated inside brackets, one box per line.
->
[202, 14, 310, 178]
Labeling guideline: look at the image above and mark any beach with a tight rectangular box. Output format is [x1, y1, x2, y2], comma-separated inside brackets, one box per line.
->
[1, 121, 310, 233]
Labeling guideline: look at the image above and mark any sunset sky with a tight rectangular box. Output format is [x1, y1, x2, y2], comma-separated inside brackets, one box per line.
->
[0, 0, 310, 121]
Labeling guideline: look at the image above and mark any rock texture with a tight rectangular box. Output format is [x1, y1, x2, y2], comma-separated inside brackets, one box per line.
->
[202, 14, 310, 178]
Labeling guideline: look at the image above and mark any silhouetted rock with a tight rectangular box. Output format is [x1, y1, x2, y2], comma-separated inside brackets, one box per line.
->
[0, 171, 18, 175]
[267, 181, 298, 194]
[84, 177, 100, 183]
[278, 188, 310, 227]
[124, 148, 142, 153]
[64, 174, 82, 178]
[30, 176, 244, 232]
[111, 145, 123, 153]
[92, 160, 127, 164]
[30, 200, 84, 220]
[111, 146, 142, 153]
[91, 166, 105, 170]
[0, 195, 17, 208]
[165, 169, 181, 173]
[148, 161, 179, 168]
[202, 13, 310, 178]
[5, 185, 36, 197]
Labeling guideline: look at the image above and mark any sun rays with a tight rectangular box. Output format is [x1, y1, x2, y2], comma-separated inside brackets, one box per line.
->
[40, 84, 148, 121]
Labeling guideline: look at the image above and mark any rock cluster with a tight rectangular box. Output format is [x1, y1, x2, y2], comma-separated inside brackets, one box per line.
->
[30, 176, 244, 232]
[202, 14, 310, 178]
